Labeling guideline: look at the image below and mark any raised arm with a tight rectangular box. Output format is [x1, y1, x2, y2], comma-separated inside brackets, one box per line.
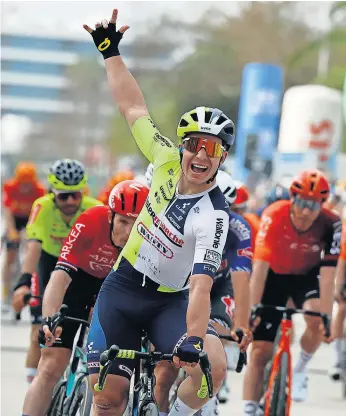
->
[84, 9, 148, 126]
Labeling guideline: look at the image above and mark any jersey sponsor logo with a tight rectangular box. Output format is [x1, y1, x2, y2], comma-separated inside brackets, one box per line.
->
[331, 220, 342, 255]
[60, 223, 86, 261]
[204, 249, 222, 266]
[230, 218, 251, 241]
[203, 263, 216, 274]
[237, 247, 253, 259]
[118, 364, 133, 377]
[145, 200, 184, 247]
[221, 295, 235, 319]
[230, 266, 251, 273]
[28, 204, 42, 225]
[213, 218, 224, 248]
[153, 132, 172, 148]
[89, 254, 114, 272]
[159, 185, 171, 201]
[87, 361, 100, 368]
[137, 222, 174, 259]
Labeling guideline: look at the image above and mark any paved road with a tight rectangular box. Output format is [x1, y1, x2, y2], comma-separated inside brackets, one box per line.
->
[1, 311, 345, 415]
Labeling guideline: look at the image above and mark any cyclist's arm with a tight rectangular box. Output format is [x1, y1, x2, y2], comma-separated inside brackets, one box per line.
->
[228, 216, 252, 327]
[187, 274, 213, 338]
[251, 211, 276, 305]
[319, 266, 337, 315]
[3, 206, 17, 235]
[336, 225, 346, 289]
[105, 57, 148, 126]
[42, 270, 71, 317]
[188, 209, 229, 337]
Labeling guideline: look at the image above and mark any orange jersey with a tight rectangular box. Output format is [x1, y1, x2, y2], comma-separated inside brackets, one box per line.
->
[243, 212, 260, 248]
[3, 179, 46, 218]
[340, 222, 346, 261]
[254, 200, 341, 274]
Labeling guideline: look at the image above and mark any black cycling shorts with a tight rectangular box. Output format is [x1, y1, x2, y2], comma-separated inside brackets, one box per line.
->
[87, 267, 218, 380]
[210, 279, 235, 330]
[5, 216, 28, 249]
[52, 271, 104, 350]
[253, 266, 320, 342]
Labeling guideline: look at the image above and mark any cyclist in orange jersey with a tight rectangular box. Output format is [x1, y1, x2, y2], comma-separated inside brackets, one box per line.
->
[97, 170, 135, 205]
[329, 221, 346, 380]
[242, 170, 341, 414]
[1, 162, 45, 308]
[232, 181, 260, 249]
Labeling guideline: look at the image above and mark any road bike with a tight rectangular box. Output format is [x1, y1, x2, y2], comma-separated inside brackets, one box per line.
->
[251, 303, 330, 416]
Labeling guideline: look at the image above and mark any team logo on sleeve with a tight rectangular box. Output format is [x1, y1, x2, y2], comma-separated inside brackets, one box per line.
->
[204, 249, 222, 266]
[213, 218, 224, 248]
[237, 247, 253, 260]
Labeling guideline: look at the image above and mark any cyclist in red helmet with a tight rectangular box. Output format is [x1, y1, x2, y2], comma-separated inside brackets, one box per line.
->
[21, 180, 149, 416]
[243, 169, 341, 413]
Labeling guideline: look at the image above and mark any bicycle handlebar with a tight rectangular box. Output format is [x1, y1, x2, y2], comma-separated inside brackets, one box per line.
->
[49, 304, 90, 335]
[94, 345, 214, 399]
[250, 304, 331, 338]
[219, 329, 248, 373]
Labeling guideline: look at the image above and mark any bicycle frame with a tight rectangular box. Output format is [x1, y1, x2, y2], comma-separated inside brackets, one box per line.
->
[264, 315, 292, 416]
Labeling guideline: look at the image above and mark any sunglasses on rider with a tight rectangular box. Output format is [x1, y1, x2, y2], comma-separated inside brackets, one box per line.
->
[293, 196, 321, 211]
[182, 136, 225, 158]
[53, 191, 82, 201]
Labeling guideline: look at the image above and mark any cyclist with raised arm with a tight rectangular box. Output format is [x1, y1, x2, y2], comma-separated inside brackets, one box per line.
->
[83, 9, 240, 416]
[329, 221, 346, 380]
[21, 180, 149, 416]
[242, 170, 341, 415]
[12, 159, 101, 384]
[1, 162, 45, 309]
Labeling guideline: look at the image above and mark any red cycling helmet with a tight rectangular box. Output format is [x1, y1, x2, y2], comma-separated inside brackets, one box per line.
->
[233, 181, 249, 208]
[108, 180, 149, 217]
[290, 169, 330, 203]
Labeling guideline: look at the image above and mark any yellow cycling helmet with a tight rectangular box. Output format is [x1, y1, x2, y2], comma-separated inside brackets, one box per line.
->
[177, 106, 235, 150]
[47, 159, 88, 191]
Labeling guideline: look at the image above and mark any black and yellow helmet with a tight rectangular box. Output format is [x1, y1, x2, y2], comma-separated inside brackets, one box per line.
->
[47, 159, 87, 191]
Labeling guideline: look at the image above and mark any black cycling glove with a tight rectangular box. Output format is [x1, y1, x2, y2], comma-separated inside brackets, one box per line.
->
[175, 336, 204, 363]
[90, 23, 123, 59]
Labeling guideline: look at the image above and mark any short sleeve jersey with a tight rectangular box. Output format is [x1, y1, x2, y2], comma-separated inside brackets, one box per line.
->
[3, 179, 46, 217]
[55, 205, 119, 278]
[254, 200, 341, 274]
[26, 193, 102, 257]
[112, 116, 229, 291]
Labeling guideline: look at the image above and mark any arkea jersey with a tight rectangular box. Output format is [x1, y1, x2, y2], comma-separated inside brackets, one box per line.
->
[215, 211, 253, 282]
[254, 200, 341, 274]
[3, 179, 45, 217]
[112, 116, 229, 291]
[26, 193, 102, 257]
[55, 205, 119, 278]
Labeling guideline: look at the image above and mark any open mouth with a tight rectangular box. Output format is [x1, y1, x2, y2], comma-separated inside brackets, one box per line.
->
[191, 163, 208, 173]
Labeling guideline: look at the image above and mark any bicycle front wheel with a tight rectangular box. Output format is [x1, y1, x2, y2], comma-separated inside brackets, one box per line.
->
[266, 352, 289, 416]
[69, 375, 93, 416]
[47, 380, 67, 416]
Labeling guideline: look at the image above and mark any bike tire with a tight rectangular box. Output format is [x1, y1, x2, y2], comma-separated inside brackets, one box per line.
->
[69, 374, 93, 416]
[47, 380, 67, 416]
[267, 352, 288, 416]
[139, 402, 160, 416]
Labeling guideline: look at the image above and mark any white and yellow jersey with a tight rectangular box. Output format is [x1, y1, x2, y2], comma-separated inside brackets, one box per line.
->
[112, 116, 229, 291]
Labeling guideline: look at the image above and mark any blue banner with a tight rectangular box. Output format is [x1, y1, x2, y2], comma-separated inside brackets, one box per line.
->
[234, 63, 284, 183]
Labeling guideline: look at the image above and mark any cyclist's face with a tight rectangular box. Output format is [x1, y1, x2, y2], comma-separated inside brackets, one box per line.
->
[291, 200, 321, 230]
[55, 193, 82, 216]
[111, 213, 136, 247]
[181, 134, 227, 185]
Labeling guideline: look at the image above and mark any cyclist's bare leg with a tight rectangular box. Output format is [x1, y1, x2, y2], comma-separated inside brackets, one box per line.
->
[26, 324, 41, 383]
[23, 347, 71, 416]
[176, 334, 226, 410]
[1, 247, 18, 301]
[90, 373, 130, 416]
[332, 301, 346, 339]
[242, 341, 273, 402]
[300, 298, 322, 354]
[155, 361, 179, 413]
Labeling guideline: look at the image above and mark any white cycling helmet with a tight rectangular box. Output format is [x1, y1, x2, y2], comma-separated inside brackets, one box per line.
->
[216, 170, 237, 205]
[145, 163, 154, 187]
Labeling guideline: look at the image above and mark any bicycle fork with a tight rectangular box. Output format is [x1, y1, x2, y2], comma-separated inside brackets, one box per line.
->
[264, 318, 292, 416]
